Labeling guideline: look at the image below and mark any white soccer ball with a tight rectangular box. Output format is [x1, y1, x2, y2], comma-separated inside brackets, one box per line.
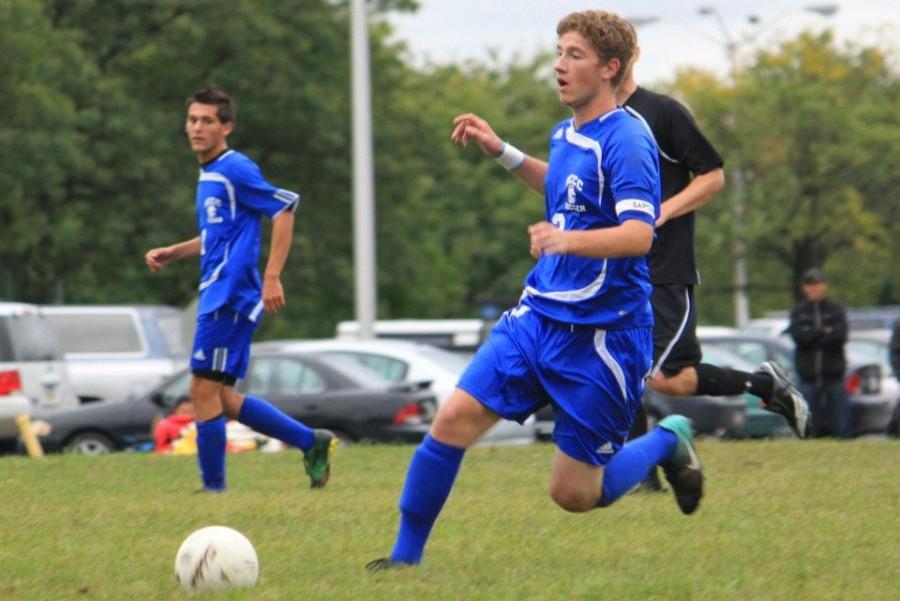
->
[174, 526, 259, 592]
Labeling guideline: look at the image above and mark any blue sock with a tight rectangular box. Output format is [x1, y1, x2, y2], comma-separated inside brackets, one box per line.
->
[238, 395, 316, 452]
[597, 427, 677, 507]
[196, 415, 227, 491]
[391, 435, 465, 564]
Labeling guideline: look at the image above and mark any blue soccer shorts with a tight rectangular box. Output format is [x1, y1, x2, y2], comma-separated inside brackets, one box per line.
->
[190, 309, 259, 380]
[458, 305, 653, 466]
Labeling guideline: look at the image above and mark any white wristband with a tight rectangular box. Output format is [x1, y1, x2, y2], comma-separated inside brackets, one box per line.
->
[495, 142, 526, 171]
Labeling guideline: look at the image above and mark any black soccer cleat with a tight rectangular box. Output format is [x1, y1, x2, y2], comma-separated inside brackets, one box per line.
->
[757, 361, 810, 438]
[657, 415, 703, 515]
[365, 557, 414, 572]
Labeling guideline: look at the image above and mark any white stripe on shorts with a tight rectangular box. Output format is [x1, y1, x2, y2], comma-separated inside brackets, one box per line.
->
[593, 330, 628, 403]
[650, 287, 691, 378]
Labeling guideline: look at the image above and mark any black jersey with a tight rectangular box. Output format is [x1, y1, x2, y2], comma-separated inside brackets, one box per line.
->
[623, 87, 724, 285]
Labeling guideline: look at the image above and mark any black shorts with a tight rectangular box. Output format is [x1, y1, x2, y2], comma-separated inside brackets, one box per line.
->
[651, 284, 701, 377]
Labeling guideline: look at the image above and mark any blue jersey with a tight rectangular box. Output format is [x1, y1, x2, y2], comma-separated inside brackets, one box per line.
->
[521, 109, 661, 329]
[195, 149, 299, 321]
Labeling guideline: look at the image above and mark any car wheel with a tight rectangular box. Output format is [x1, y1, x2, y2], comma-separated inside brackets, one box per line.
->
[65, 432, 116, 455]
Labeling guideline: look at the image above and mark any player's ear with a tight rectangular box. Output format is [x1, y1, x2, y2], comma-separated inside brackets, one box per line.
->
[223, 121, 234, 136]
[602, 57, 621, 82]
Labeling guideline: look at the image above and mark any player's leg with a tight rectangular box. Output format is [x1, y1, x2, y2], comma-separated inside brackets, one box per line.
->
[547, 324, 701, 514]
[649, 285, 808, 437]
[189, 312, 233, 491]
[216, 312, 335, 487]
[190, 373, 228, 491]
[368, 389, 500, 570]
[368, 308, 544, 570]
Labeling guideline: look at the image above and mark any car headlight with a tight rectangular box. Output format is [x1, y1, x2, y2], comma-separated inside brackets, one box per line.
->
[30, 420, 52, 437]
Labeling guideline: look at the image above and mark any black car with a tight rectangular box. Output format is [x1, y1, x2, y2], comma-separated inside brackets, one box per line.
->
[29, 351, 437, 454]
[534, 345, 749, 440]
[700, 333, 895, 437]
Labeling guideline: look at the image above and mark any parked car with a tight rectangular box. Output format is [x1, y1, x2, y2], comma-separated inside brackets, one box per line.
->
[533, 344, 751, 441]
[0, 302, 80, 451]
[847, 330, 900, 435]
[699, 332, 896, 437]
[41, 305, 190, 404]
[253, 338, 537, 445]
[29, 350, 437, 454]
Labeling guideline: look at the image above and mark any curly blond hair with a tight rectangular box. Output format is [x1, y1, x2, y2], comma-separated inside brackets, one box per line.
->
[557, 11, 637, 88]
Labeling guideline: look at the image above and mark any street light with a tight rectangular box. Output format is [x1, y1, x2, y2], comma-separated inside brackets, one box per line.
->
[696, 4, 838, 328]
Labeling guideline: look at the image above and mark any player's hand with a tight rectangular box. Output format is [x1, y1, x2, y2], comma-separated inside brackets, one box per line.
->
[656, 202, 673, 228]
[262, 276, 286, 314]
[450, 113, 504, 156]
[145, 247, 175, 272]
[528, 221, 569, 257]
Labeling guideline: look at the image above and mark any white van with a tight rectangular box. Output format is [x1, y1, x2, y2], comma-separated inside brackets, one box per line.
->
[42, 305, 189, 404]
[0, 303, 79, 445]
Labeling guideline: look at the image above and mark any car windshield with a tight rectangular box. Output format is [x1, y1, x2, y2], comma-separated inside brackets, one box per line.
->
[314, 354, 393, 388]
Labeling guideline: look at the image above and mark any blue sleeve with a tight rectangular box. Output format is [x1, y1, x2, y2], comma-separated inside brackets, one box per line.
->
[606, 130, 660, 226]
[232, 159, 299, 219]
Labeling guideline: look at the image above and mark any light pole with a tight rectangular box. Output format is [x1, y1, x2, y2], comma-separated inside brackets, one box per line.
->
[351, 0, 376, 339]
[696, 4, 837, 328]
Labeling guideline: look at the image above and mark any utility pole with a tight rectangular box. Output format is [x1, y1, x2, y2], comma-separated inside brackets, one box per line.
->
[350, 0, 376, 339]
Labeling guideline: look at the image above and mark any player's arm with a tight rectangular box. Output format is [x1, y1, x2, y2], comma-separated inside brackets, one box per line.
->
[262, 210, 295, 314]
[450, 113, 548, 194]
[145, 237, 201, 272]
[528, 219, 653, 259]
[656, 168, 725, 227]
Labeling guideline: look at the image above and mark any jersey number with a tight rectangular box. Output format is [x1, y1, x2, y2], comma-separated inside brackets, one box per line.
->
[552, 213, 566, 230]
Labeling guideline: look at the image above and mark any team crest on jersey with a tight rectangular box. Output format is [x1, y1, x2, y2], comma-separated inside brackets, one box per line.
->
[204, 196, 224, 224]
[564, 174, 587, 212]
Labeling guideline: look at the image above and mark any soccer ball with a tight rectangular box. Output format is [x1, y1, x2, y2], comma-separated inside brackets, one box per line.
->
[174, 526, 259, 592]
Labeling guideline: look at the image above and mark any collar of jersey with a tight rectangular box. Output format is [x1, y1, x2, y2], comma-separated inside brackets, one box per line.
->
[200, 147, 232, 169]
[570, 107, 624, 132]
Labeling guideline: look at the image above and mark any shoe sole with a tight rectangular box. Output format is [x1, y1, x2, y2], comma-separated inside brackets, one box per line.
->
[309, 435, 339, 489]
[760, 362, 809, 438]
[658, 416, 703, 515]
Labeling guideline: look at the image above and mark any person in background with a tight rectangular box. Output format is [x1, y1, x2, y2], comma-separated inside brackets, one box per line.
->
[617, 26, 809, 491]
[788, 268, 850, 438]
[154, 397, 195, 454]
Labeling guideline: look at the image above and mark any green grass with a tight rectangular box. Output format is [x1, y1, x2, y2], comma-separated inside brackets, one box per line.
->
[1, 439, 897, 601]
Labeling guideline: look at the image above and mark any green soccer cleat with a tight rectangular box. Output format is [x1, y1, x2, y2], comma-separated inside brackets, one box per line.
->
[303, 430, 337, 489]
[657, 415, 703, 515]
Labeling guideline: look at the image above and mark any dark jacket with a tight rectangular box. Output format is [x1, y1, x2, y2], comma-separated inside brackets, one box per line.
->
[789, 297, 848, 382]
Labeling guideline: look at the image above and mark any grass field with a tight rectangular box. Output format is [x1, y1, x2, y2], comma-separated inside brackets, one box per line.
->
[1, 438, 897, 601]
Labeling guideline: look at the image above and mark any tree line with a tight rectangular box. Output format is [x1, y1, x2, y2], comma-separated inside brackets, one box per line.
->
[1, 0, 896, 338]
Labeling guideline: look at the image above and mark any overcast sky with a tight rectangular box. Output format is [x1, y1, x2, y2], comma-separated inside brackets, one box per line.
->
[386, 0, 899, 84]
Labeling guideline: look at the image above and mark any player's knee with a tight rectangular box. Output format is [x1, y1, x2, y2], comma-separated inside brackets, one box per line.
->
[549, 483, 596, 513]
[430, 411, 471, 447]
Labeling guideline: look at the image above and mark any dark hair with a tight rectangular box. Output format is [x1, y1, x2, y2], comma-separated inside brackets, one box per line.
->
[185, 86, 236, 124]
[557, 11, 637, 88]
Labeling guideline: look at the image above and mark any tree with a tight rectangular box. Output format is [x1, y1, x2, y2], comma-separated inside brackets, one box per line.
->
[672, 31, 899, 322]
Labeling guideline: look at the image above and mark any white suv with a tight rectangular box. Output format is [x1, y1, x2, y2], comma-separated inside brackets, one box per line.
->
[41, 305, 190, 404]
[0, 303, 79, 445]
